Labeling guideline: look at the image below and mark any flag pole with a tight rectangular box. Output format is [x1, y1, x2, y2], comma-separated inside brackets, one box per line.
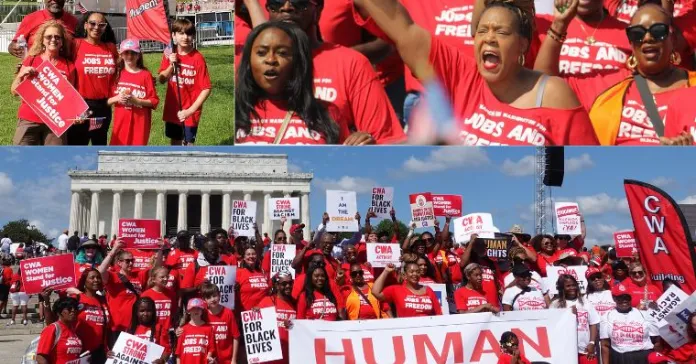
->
[162, 0, 187, 146]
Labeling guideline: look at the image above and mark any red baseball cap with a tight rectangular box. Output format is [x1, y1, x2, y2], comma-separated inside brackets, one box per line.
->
[557, 248, 577, 260]
[611, 283, 631, 297]
[585, 267, 602, 279]
[290, 223, 305, 234]
[647, 352, 676, 364]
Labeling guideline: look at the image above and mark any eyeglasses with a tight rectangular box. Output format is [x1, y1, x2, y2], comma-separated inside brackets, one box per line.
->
[267, 0, 315, 12]
[626, 23, 670, 45]
[631, 270, 645, 277]
[350, 270, 363, 277]
[120, 258, 134, 264]
[88, 21, 108, 29]
[44, 35, 63, 41]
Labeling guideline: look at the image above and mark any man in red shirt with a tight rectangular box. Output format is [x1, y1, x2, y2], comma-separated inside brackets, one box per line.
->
[8, 0, 78, 57]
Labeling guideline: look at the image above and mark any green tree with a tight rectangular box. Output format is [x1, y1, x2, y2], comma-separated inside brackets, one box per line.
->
[334, 219, 408, 242]
[0, 219, 49, 243]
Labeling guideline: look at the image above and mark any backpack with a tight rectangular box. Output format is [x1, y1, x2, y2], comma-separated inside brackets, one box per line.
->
[67, 236, 80, 251]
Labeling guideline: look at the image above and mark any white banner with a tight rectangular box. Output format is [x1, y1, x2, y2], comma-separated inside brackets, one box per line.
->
[649, 285, 689, 323]
[231, 200, 257, 237]
[242, 307, 283, 363]
[371, 187, 394, 219]
[664, 290, 696, 341]
[205, 265, 237, 309]
[423, 283, 449, 316]
[270, 244, 296, 278]
[555, 202, 582, 236]
[366, 243, 401, 268]
[453, 213, 495, 243]
[658, 319, 690, 349]
[269, 198, 300, 220]
[105, 332, 164, 364]
[545, 266, 588, 296]
[326, 190, 359, 232]
[290, 309, 578, 364]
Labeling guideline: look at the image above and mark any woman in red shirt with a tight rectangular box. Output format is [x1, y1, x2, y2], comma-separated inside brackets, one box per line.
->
[623, 262, 661, 308]
[343, 263, 388, 320]
[11, 20, 77, 145]
[454, 263, 500, 314]
[235, 21, 341, 145]
[36, 297, 84, 364]
[416, 255, 437, 284]
[258, 272, 297, 364]
[372, 262, 442, 318]
[533, 234, 558, 276]
[297, 265, 346, 320]
[68, 11, 117, 145]
[236, 245, 270, 312]
[535, 1, 695, 145]
[8, 268, 29, 326]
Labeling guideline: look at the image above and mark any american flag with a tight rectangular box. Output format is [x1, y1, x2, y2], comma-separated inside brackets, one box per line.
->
[76, 2, 88, 14]
[164, 44, 173, 58]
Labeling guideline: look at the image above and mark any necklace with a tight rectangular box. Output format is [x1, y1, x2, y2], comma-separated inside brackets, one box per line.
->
[578, 11, 606, 45]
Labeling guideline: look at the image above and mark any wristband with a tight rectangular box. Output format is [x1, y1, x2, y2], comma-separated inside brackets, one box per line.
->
[546, 29, 566, 43]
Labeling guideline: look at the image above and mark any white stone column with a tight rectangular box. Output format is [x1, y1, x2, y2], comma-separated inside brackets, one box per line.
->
[284, 191, 293, 226]
[301, 192, 310, 241]
[134, 190, 144, 219]
[222, 192, 231, 230]
[201, 191, 210, 234]
[111, 190, 122, 237]
[89, 190, 100, 237]
[263, 192, 272, 237]
[177, 190, 188, 231]
[243, 191, 252, 201]
[156, 190, 166, 236]
[81, 194, 89, 234]
[69, 191, 80, 234]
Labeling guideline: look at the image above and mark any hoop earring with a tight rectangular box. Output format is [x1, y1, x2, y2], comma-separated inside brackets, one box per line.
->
[518, 54, 526, 66]
[671, 51, 682, 66]
[626, 55, 638, 70]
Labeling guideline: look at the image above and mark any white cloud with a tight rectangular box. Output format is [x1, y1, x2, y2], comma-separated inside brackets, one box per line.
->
[679, 195, 696, 204]
[575, 193, 629, 216]
[313, 176, 378, 194]
[565, 154, 594, 172]
[501, 155, 536, 176]
[399, 147, 490, 174]
[287, 162, 302, 173]
[650, 177, 675, 188]
[0, 173, 13, 196]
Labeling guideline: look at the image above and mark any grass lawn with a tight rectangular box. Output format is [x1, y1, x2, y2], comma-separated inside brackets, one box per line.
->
[0, 45, 234, 145]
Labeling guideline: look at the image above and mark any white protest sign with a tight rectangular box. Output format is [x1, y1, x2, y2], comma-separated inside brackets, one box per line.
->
[66, 356, 90, 364]
[658, 319, 690, 349]
[545, 266, 588, 296]
[366, 243, 401, 268]
[326, 190, 359, 232]
[270, 244, 296, 278]
[423, 283, 450, 316]
[205, 265, 237, 309]
[370, 187, 394, 219]
[269, 198, 300, 220]
[649, 285, 689, 323]
[453, 213, 495, 243]
[665, 290, 696, 335]
[231, 200, 257, 237]
[241, 307, 283, 363]
[409, 193, 436, 228]
[105, 332, 164, 364]
[555, 202, 582, 236]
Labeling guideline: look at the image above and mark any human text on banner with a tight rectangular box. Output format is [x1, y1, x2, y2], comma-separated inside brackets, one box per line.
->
[371, 187, 394, 219]
[545, 266, 588, 295]
[432, 194, 463, 217]
[366, 243, 401, 268]
[289, 309, 578, 364]
[326, 190, 359, 232]
[241, 307, 283, 363]
[423, 283, 449, 316]
[15, 61, 88, 137]
[270, 244, 296, 278]
[126, 0, 170, 44]
[105, 332, 164, 364]
[614, 231, 637, 258]
[232, 200, 257, 237]
[20, 254, 76, 294]
[118, 219, 161, 249]
[204, 265, 236, 309]
[453, 213, 495, 243]
[269, 198, 299, 220]
[409, 193, 435, 228]
[554, 202, 582, 236]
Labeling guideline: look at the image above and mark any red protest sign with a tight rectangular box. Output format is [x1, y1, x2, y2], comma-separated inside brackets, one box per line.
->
[15, 61, 88, 137]
[126, 0, 170, 44]
[20, 254, 76, 294]
[119, 219, 162, 249]
[432, 194, 463, 216]
[614, 231, 638, 258]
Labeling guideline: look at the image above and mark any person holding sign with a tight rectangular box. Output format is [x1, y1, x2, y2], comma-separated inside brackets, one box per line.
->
[176, 298, 218, 364]
[261, 227, 289, 278]
[343, 262, 389, 320]
[454, 263, 500, 314]
[201, 283, 240, 364]
[258, 272, 297, 364]
[502, 264, 549, 311]
[459, 234, 501, 309]
[36, 296, 84, 364]
[236, 245, 270, 312]
[550, 274, 600, 363]
[297, 264, 346, 320]
[126, 297, 169, 362]
[664, 312, 696, 362]
[181, 239, 225, 300]
[372, 261, 442, 318]
[11, 20, 77, 145]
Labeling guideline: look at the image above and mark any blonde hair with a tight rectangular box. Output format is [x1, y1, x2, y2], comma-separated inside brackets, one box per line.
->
[148, 266, 170, 288]
[28, 20, 72, 59]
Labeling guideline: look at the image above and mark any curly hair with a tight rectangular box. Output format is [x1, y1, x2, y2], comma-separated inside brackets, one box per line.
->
[28, 20, 72, 59]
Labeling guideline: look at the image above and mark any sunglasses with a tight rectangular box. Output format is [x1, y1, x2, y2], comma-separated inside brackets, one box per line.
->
[278, 280, 293, 286]
[120, 258, 134, 264]
[267, 0, 316, 11]
[44, 35, 63, 41]
[350, 270, 364, 277]
[631, 270, 645, 277]
[87, 21, 108, 29]
[626, 23, 669, 45]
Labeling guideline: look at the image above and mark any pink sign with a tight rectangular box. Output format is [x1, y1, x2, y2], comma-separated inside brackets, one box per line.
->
[119, 219, 162, 249]
[20, 254, 76, 294]
[432, 194, 463, 217]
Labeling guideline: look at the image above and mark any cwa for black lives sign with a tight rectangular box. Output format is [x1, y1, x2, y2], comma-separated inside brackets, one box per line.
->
[231, 200, 256, 237]
[371, 187, 394, 219]
[270, 244, 296, 278]
[242, 307, 283, 363]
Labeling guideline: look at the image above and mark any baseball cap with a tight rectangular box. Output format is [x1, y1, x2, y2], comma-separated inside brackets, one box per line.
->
[119, 38, 141, 54]
[611, 283, 631, 297]
[647, 352, 676, 364]
[585, 267, 602, 279]
[80, 240, 99, 249]
[186, 298, 207, 312]
[290, 223, 305, 234]
[557, 248, 578, 261]
[511, 264, 531, 277]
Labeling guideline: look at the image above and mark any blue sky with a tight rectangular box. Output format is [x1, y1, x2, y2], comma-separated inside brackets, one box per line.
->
[0, 147, 693, 246]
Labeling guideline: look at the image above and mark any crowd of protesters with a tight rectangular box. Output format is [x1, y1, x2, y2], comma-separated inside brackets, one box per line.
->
[234, 0, 696, 145]
[7, 0, 212, 146]
[10, 205, 695, 364]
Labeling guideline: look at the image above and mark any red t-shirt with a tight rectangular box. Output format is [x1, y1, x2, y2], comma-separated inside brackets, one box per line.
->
[165, 249, 199, 273]
[454, 286, 489, 311]
[9, 273, 22, 292]
[497, 352, 532, 364]
[535, 14, 630, 76]
[292, 272, 343, 301]
[158, 50, 211, 127]
[664, 85, 696, 142]
[17, 56, 77, 124]
[36, 321, 82, 363]
[141, 288, 176, 332]
[258, 296, 296, 364]
[126, 248, 156, 271]
[297, 291, 344, 320]
[180, 263, 212, 290]
[447, 252, 463, 284]
[133, 323, 169, 347]
[175, 323, 217, 363]
[381, 285, 442, 317]
[13, 10, 78, 49]
[104, 270, 147, 331]
[75, 294, 111, 352]
[207, 307, 240, 363]
[236, 268, 270, 312]
[428, 37, 599, 145]
[72, 39, 117, 99]
[479, 264, 501, 309]
[236, 99, 330, 144]
[220, 254, 238, 266]
[1, 267, 13, 286]
[110, 69, 159, 146]
[622, 280, 662, 308]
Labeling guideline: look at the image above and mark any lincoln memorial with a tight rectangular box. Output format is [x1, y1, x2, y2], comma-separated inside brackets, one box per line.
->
[68, 151, 313, 240]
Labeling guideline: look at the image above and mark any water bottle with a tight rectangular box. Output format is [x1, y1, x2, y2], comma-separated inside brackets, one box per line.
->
[16, 35, 27, 59]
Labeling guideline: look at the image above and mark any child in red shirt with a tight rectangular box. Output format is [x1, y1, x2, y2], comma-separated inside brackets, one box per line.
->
[497, 332, 532, 364]
[109, 38, 159, 146]
[142, 266, 177, 336]
[126, 297, 168, 363]
[201, 282, 240, 364]
[176, 298, 217, 364]
[157, 19, 212, 146]
[8, 268, 29, 325]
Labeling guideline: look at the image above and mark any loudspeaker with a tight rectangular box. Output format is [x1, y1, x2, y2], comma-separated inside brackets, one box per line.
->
[543, 147, 564, 187]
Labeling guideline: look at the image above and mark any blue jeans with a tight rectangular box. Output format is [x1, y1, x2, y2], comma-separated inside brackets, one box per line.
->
[402, 91, 421, 129]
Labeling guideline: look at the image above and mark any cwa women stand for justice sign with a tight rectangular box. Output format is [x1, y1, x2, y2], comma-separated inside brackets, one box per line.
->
[20, 254, 76, 294]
